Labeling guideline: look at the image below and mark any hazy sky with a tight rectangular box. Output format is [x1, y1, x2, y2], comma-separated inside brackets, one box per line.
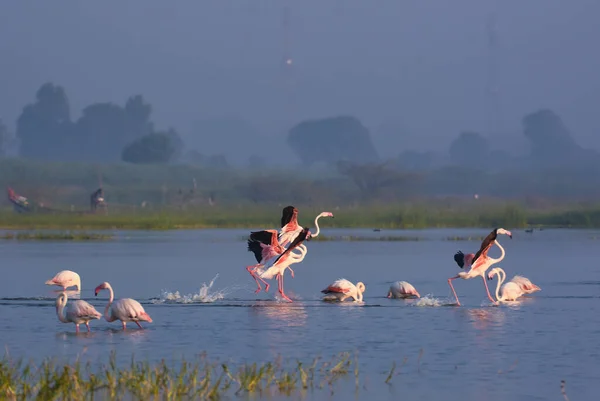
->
[1, 0, 599, 161]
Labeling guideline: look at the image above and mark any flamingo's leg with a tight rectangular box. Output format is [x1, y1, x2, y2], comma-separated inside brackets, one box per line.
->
[75, 324, 80, 333]
[447, 276, 461, 306]
[122, 321, 127, 330]
[246, 265, 270, 293]
[85, 322, 91, 332]
[278, 273, 293, 303]
[135, 321, 143, 329]
[288, 267, 295, 279]
[482, 276, 498, 304]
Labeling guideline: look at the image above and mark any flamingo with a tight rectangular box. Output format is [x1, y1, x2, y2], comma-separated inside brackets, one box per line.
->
[278, 205, 334, 247]
[55, 292, 102, 333]
[510, 275, 541, 294]
[246, 227, 311, 302]
[387, 281, 420, 299]
[487, 267, 524, 302]
[448, 228, 512, 306]
[275, 206, 333, 280]
[94, 282, 153, 330]
[321, 279, 366, 302]
[45, 270, 81, 291]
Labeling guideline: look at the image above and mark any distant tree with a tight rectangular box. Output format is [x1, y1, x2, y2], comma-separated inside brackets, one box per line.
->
[288, 116, 380, 166]
[164, 128, 184, 161]
[16, 83, 73, 160]
[0, 118, 9, 157]
[74, 102, 128, 161]
[207, 154, 229, 169]
[337, 160, 417, 197]
[522, 109, 581, 163]
[449, 131, 490, 167]
[121, 131, 179, 164]
[124, 95, 154, 139]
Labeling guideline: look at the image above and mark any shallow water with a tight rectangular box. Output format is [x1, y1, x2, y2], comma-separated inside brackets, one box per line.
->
[0, 227, 599, 400]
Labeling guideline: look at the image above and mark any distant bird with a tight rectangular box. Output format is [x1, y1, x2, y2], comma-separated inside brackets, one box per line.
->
[510, 275, 541, 294]
[487, 267, 524, 302]
[94, 282, 153, 330]
[45, 270, 81, 291]
[448, 228, 512, 306]
[387, 281, 420, 299]
[247, 227, 311, 302]
[321, 279, 366, 302]
[55, 291, 102, 333]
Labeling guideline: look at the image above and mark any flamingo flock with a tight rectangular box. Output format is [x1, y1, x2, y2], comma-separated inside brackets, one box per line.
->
[43, 209, 539, 334]
[245, 208, 540, 306]
[45, 270, 152, 332]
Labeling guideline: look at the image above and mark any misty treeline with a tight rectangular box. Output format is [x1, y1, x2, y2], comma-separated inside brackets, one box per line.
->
[3, 82, 600, 204]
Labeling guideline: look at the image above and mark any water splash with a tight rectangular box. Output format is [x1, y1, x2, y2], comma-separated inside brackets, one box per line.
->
[153, 274, 227, 304]
[413, 295, 447, 307]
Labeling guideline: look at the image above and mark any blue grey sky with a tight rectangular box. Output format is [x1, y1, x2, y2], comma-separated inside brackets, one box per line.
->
[1, 0, 599, 162]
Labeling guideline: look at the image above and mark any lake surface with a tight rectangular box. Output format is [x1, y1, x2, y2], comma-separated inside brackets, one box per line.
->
[0, 227, 599, 400]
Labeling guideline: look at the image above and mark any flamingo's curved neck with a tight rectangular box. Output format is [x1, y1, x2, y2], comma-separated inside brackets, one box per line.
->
[490, 240, 506, 264]
[56, 296, 69, 323]
[356, 287, 363, 302]
[103, 285, 115, 322]
[494, 268, 506, 302]
[312, 215, 322, 237]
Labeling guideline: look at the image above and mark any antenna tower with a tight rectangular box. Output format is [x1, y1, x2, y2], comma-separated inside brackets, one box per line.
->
[485, 13, 502, 137]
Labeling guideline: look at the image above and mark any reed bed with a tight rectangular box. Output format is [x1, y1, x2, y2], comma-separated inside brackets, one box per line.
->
[2, 201, 600, 230]
[0, 351, 356, 400]
[0, 232, 113, 241]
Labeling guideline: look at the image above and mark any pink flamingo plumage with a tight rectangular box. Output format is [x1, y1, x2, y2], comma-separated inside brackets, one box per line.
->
[94, 282, 153, 330]
[321, 279, 366, 302]
[448, 228, 512, 306]
[45, 270, 81, 291]
[55, 291, 102, 333]
[246, 227, 311, 302]
[387, 281, 420, 299]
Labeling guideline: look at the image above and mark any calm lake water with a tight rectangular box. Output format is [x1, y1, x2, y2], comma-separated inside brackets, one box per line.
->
[0, 227, 599, 400]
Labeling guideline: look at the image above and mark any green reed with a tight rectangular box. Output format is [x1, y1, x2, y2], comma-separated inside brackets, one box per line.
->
[0, 232, 113, 241]
[0, 351, 357, 400]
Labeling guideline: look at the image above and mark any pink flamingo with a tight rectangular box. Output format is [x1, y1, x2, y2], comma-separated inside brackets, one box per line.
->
[448, 228, 512, 306]
[45, 270, 81, 291]
[387, 281, 420, 299]
[510, 275, 541, 294]
[55, 291, 102, 333]
[321, 279, 366, 302]
[274, 206, 333, 279]
[246, 227, 311, 302]
[94, 282, 153, 330]
[487, 267, 524, 302]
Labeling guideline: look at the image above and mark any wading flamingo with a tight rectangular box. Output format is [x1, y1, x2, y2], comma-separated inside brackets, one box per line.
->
[510, 275, 541, 294]
[387, 281, 420, 299]
[448, 228, 512, 306]
[276, 206, 333, 279]
[321, 279, 366, 302]
[55, 292, 102, 333]
[278, 205, 334, 246]
[45, 270, 81, 291]
[487, 267, 524, 302]
[247, 227, 311, 302]
[94, 282, 153, 330]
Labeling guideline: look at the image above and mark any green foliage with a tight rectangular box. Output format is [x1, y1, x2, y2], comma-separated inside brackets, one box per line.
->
[288, 116, 380, 166]
[122, 130, 182, 164]
[0, 231, 112, 240]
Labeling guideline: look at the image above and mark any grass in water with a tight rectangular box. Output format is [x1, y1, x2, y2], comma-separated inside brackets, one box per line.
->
[0, 232, 113, 241]
[0, 352, 354, 400]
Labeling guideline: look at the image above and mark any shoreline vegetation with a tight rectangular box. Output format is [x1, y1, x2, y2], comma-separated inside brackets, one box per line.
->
[2, 202, 600, 230]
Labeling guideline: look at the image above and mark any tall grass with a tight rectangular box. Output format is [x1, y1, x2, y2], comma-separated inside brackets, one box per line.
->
[0, 351, 355, 400]
[2, 201, 600, 229]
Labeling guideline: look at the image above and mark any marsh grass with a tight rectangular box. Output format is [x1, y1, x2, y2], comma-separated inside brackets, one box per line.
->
[2, 201, 600, 230]
[0, 232, 113, 241]
[0, 351, 356, 400]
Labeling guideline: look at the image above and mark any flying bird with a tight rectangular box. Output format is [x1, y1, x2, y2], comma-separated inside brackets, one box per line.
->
[45, 270, 81, 291]
[448, 228, 512, 306]
[278, 205, 334, 246]
[487, 267, 524, 302]
[387, 281, 420, 299]
[321, 279, 366, 302]
[55, 291, 102, 333]
[94, 282, 153, 330]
